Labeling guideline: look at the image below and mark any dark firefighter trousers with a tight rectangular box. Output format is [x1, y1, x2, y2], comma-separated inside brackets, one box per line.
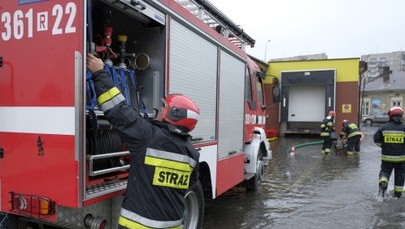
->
[347, 135, 361, 153]
[322, 136, 333, 154]
[379, 161, 405, 193]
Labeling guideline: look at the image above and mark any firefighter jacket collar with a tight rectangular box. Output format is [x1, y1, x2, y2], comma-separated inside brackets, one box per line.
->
[391, 116, 403, 124]
[152, 120, 190, 137]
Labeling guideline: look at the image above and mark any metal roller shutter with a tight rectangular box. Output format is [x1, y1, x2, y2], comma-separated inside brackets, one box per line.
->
[169, 19, 217, 142]
[218, 50, 245, 159]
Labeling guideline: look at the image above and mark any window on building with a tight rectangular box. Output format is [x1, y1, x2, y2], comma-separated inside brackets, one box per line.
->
[391, 97, 403, 108]
[372, 98, 382, 111]
[362, 100, 370, 116]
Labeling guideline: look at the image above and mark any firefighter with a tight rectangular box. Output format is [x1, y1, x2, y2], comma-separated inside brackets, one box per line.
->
[339, 120, 362, 156]
[86, 53, 200, 228]
[320, 111, 336, 155]
[374, 106, 405, 198]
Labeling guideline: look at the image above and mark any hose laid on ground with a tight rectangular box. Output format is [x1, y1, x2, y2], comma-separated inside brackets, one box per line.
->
[288, 140, 324, 154]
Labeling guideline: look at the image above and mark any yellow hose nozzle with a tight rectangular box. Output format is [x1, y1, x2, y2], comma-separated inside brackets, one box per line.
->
[118, 35, 127, 43]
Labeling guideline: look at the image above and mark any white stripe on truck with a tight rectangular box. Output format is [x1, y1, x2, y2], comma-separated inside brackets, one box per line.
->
[0, 107, 75, 135]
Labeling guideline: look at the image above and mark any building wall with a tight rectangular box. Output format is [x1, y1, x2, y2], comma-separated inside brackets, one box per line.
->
[266, 58, 360, 82]
[265, 58, 360, 135]
[363, 91, 405, 115]
[270, 53, 328, 62]
[361, 51, 405, 79]
[337, 82, 360, 125]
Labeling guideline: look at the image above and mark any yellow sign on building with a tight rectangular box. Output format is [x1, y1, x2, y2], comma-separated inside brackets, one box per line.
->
[342, 104, 351, 113]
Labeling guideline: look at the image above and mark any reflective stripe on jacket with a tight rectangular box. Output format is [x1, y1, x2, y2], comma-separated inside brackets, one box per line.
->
[340, 122, 361, 139]
[119, 208, 182, 229]
[374, 120, 405, 162]
[320, 116, 334, 136]
[145, 148, 196, 189]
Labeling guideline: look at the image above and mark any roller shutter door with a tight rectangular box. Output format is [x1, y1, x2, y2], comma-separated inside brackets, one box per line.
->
[169, 19, 217, 142]
[218, 50, 245, 159]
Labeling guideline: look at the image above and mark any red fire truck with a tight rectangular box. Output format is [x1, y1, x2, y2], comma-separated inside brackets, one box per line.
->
[0, 0, 271, 228]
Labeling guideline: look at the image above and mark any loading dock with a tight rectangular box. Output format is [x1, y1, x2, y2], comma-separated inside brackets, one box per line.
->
[281, 69, 335, 134]
[264, 58, 362, 136]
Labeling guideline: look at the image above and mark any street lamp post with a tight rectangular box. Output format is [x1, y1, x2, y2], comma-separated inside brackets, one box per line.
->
[264, 40, 271, 62]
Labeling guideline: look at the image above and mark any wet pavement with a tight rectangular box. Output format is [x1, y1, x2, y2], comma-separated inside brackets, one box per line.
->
[203, 125, 405, 229]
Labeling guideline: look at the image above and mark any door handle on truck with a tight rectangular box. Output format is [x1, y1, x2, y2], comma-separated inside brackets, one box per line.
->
[0, 56, 3, 67]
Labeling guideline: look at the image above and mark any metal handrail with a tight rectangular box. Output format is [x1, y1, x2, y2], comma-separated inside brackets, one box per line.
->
[87, 151, 131, 176]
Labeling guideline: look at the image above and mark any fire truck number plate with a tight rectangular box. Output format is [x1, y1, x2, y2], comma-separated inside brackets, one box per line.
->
[1, 2, 77, 41]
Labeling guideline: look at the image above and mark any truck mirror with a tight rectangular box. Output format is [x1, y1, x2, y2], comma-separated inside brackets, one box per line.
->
[256, 71, 265, 79]
[272, 77, 279, 86]
[272, 86, 280, 103]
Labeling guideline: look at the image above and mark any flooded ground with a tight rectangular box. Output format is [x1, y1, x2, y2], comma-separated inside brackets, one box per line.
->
[203, 125, 405, 229]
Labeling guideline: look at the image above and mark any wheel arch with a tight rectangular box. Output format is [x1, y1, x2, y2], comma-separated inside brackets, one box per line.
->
[198, 162, 213, 200]
[254, 127, 272, 160]
[244, 127, 272, 175]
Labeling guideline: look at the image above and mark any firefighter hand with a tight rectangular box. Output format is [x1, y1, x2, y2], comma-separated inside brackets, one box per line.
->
[86, 53, 104, 73]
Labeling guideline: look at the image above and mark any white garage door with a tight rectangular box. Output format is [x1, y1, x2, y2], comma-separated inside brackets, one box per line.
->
[288, 86, 325, 122]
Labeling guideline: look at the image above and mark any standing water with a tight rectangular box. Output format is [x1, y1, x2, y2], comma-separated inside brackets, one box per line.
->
[203, 125, 405, 229]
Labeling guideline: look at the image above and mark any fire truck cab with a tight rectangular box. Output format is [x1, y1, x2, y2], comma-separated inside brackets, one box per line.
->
[0, 0, 271, 228]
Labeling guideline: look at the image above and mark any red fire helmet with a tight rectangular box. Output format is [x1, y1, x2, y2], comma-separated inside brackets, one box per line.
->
[342, 119, 349, 127]
[161, 94, 200, 132]
[328, 111, 336, 117]
[388, 106, 404, 118]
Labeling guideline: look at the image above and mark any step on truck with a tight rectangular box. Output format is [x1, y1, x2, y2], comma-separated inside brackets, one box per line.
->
[0, 0, 272, 228]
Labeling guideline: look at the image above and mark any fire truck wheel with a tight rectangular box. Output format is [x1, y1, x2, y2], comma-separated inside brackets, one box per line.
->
[246, 151, 264, 192]
[2, 214, 29, 229]
[183, 180, 204, 229]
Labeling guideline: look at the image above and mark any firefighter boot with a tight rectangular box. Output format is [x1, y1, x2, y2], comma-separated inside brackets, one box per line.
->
[354, 143, 360, 152]
[394, 191, 402, 198]
[379, 181, 388, 198]
[324, 148, 331, 155]
[394, 186, 403, 198]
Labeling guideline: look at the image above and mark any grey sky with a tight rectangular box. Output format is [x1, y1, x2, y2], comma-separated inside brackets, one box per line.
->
[208, 0, 405, 61]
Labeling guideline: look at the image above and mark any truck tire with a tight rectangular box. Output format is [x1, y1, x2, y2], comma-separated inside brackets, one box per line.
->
[246, 150, 264, 192]
[1, 214, 29, 229]
[183, 180, 204, 229]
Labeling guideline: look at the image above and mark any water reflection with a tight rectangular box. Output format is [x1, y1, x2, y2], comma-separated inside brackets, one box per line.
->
[204, 127, 403, 229]
[371, 198, 405, 228]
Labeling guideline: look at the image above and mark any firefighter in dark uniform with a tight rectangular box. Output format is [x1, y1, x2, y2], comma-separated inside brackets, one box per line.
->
[374, 106, 405, 198]
[320, 111, 336, 155]
[87, 54, 200, 228]
[339, 120, 362, 156]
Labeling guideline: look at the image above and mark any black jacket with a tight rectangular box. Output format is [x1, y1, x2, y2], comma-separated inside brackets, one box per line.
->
[374, 116, 405, 162]
[320, 116, 334, 137]
[92, 69, 199, 228]
[340, 122, 361, 139]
